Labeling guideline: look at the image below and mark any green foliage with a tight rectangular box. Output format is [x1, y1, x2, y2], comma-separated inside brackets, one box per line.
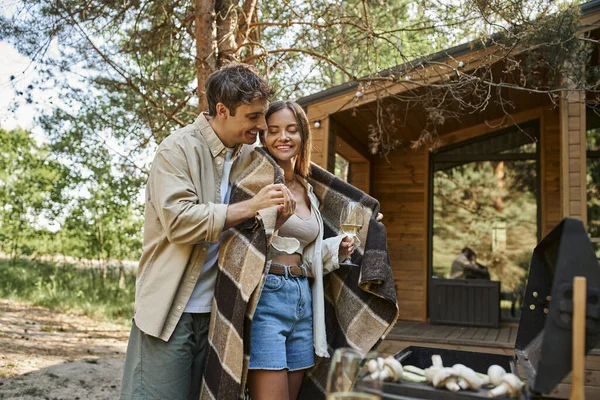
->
[0, 128, 66, 257]
[0, 258, 135, 324]
[0, 127, 143, 262]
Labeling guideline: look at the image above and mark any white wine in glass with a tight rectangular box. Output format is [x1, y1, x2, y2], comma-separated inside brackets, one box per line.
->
[339, 202, 366, 267]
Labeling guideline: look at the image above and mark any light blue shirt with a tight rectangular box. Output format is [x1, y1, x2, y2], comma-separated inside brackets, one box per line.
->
[184, 147, 235, 313]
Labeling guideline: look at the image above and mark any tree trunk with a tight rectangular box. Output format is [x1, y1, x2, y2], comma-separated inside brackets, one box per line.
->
[216, 0, 237, 66]
[196, 0, 217, 112]
[236, 0, 258, 57]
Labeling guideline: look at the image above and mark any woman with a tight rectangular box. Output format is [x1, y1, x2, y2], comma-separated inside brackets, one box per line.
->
[247, 101, 356, 400]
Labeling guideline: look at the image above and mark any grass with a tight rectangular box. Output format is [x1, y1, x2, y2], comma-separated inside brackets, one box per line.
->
[0, 258, 136, 325]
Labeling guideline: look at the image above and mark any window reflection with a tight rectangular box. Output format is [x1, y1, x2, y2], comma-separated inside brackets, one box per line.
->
[430, 123, 539, 322]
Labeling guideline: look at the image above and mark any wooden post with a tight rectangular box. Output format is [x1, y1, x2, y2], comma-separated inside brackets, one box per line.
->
[570, 276, 587, 400]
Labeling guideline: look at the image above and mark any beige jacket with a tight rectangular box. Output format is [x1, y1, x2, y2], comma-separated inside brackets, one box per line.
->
[134, 114, 250, 341]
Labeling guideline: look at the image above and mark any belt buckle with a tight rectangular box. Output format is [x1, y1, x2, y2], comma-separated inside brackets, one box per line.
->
[288, 264, 302, 278]
[298, 264, 308, 278]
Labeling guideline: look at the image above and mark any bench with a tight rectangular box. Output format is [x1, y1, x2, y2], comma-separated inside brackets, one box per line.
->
[428, 277, 500, 328]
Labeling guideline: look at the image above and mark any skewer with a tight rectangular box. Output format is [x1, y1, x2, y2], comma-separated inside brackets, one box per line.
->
[569, 276, 586, 400]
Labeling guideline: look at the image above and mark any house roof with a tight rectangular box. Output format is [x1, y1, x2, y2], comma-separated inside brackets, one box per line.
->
[297, 0, 600, 108]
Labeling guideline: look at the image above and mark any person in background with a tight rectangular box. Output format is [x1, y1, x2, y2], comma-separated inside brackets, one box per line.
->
[450, 247, 489, 279]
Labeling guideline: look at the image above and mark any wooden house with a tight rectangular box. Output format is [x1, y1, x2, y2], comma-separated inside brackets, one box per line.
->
[298, 3, 600, 396]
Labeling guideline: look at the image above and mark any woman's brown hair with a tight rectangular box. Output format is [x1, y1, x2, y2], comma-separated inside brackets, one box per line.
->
[264, 100, 312, 177]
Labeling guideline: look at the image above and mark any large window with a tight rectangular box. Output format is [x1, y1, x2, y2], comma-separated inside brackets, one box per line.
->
[429, 122, 539, 321]
[587, 108, 600, 256]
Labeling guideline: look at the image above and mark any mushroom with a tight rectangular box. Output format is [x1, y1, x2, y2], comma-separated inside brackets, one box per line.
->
[424, 354, 445, 384]
[379, 356, 404, 382]
[424, 366, 440, 384]
[368, 356, 403, 382]
[452, 364, 483, 391]
[432, 367, 460, 392]
[488, 373, 524, 398]
[367, 357, 386, 380]
[367, 359, 379, 374]
[431, 354, 444, 369]
[487, 365, 507, 387]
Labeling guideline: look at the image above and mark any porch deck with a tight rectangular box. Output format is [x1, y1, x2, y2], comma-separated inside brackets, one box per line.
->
[379, 320, 519, 356]
[378, 320, 600, 399]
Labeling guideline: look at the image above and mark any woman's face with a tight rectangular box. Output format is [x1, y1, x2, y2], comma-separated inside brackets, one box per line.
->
[263, 108, 303, 163]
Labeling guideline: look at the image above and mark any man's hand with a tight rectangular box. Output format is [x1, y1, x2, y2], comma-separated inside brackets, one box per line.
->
[376, 213, 383, 222]
[339, 235, 357, 258]
[250, 183, 287, 213]
[275, 186, 296, 229]
[225, 184, 288, 230]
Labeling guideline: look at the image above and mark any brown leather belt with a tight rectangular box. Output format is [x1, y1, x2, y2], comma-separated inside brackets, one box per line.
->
[269, 263, 314, 279]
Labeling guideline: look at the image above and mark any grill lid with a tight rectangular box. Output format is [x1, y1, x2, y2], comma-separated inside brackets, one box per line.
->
[514, 217, 600, 394]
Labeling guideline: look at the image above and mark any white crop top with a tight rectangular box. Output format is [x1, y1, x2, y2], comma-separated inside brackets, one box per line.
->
[277, 210, 319, 255]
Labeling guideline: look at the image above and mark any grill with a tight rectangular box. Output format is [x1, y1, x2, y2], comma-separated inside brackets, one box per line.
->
[380, 218, 600, 399]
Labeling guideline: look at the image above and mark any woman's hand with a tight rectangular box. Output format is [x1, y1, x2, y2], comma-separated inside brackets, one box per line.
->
[339, 235, 357, 258]
[275, 186, 296, 229]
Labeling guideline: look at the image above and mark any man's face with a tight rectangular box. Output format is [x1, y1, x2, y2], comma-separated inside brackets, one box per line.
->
[218, 98, 268, 147]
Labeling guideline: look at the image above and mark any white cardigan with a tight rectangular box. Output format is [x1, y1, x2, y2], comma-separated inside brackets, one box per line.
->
[270, 177, 345, 358]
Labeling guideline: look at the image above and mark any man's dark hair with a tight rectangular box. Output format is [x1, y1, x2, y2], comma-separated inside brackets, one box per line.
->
[462, 247, 476, 261]
[205, 64, 272, 116]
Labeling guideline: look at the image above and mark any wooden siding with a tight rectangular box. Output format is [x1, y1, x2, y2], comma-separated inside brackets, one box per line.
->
[306, 108, 332, 171]
[542, 107, 563, 236]
[561, 91, 587, 224]
[348, 162, 370, 194]
[370, 147, 428, 321]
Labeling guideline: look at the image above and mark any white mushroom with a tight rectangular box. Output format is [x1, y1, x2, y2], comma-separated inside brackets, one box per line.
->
[424, 366, 440, 384]
[368, 357, 386, 380]
[367, 359, 379, 374]
[487, 365, 507, 387]
[379, 356, 403, 382]
[368, 356, 403, 382]
[432, 367, 460, 392]
[424, 354, 445, 384]
[453, 364, 483, 391]
[488, 373, 524, 398]
[431, 354, 444, 369]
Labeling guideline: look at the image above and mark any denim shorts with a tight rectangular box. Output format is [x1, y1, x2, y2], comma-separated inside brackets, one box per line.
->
[249, 273, 314, 371]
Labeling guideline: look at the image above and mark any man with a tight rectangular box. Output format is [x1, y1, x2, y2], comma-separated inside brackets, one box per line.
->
[120, 64, 295, 399]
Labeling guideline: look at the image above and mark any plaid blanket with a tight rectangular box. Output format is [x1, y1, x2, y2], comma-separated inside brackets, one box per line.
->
[201, 147, 398, 400]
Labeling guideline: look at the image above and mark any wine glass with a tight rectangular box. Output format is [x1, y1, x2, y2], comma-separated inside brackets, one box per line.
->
[339, 202, 366, 267]
[326, 348, 382, 400]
